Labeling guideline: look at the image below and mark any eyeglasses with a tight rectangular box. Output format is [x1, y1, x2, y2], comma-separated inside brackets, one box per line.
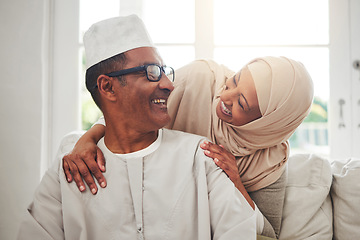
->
[105, 64, 175, 82]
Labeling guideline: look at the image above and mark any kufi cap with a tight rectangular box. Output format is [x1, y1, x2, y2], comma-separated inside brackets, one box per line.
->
[83, 14, 155, 69]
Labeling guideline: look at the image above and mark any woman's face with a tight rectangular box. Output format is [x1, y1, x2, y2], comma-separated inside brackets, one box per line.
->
[216, 67, 262, 126]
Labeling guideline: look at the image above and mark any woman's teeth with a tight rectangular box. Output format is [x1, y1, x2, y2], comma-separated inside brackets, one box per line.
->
[221, 101, 232, 116]
[152, 99, 166, 104]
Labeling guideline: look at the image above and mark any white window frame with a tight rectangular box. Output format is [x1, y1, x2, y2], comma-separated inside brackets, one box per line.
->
[329, 0, 360, 159]
[46, 0, 360, 169]
[44, 0, 81, 170]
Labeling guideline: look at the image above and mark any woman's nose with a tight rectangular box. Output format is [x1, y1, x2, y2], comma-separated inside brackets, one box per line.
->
[220, 88, 236, 104]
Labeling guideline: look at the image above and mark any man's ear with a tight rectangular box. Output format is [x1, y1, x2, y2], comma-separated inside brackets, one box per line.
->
[97, 75, 116, 101]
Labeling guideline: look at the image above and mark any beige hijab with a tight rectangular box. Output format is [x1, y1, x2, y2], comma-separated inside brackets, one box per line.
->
[166, 57, 313, 191]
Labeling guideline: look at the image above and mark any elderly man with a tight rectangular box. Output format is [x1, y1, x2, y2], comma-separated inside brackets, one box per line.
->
[17, 15, 256, 240]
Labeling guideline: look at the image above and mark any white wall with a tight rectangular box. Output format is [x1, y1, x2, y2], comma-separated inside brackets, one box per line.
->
[0, 0, 46, 239]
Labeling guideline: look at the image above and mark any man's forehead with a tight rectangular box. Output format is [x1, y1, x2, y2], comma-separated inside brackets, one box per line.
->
[124, 47, 163, 66]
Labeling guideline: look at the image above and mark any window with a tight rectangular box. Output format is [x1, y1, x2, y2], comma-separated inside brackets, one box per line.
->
[79, 0, 120, 129]
[212, 0, 329, 155]
[66, 0, 359, 160]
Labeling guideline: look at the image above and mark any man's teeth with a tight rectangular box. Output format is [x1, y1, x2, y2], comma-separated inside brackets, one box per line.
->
[152, 99, 166, 104]
[221, 101, 232, 115]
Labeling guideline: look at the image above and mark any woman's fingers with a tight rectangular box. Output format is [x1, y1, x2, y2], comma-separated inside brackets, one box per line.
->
[214, 157, 229, 172]
[86, 151, 107, 189]
[200, 140, 240, 183]
[63, 155, 86, 192]
[62, 144, 108, 194]
[63, 154, 98, 195]
[201, 141, 232, 159]
[63, 159, 73, 182]
[96, 148, 106, 172]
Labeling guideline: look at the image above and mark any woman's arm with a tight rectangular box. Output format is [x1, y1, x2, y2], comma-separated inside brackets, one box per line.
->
[62, 124, 106, 194]
[200, 141, 255, 210]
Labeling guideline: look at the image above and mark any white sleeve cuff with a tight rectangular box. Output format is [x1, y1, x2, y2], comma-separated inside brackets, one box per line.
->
[254, 203, 264, 235]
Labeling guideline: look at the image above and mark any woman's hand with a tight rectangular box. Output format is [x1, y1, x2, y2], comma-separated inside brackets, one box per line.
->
[200, 141, 241, 185]
[63, 142, 106, 195]
[62, 124, 107, 195]
[200, 140, 255, 209]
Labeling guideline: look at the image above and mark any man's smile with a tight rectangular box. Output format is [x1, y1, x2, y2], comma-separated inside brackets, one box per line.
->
[151, 98, 167, 104]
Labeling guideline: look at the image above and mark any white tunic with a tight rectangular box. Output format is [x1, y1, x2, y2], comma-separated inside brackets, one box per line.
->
[18, 129, 256, 240]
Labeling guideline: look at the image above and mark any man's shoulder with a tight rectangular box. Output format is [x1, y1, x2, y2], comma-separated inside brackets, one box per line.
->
[162, 128, 208, 144]
[50, 131, 86, 172]
[160, 128, 214, 164]
[160, 129, 217, 173]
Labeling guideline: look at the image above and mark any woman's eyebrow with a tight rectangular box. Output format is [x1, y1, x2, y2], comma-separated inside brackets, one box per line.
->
[241, 93, 251, 111]
[233, 72, 241, 86]
[235, 72, 251, 111]
[233, 75, 237, 86]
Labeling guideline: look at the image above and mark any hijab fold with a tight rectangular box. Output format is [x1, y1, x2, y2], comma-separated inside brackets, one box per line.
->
[167, 57, 313, 191]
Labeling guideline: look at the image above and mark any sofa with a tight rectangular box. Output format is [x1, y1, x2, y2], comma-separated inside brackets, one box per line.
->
[274, 153, 360, 240]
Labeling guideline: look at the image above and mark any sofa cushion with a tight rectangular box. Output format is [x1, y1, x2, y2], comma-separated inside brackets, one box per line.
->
[279, 154, 332, 240]
[331, 158, 360, 240]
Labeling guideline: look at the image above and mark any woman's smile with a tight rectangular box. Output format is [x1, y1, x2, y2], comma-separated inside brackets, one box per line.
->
[220, 100, 232, 116]
[216, 67, 262, 126]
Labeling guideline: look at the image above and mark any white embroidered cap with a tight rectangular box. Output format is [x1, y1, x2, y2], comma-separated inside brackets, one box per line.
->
[83, 14, 154, 69]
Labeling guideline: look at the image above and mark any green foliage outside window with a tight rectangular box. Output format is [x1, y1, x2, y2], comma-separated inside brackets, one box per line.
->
[82, 91, 102, 130]
[304, 97, 328, 123]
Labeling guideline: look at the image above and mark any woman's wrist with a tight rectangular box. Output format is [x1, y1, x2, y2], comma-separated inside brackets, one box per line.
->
[87, 124, 106, 144]
[234, 177, 255, 209]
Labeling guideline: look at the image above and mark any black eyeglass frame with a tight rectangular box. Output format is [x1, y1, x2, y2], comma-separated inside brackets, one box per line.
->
[105, 63, 175, 82]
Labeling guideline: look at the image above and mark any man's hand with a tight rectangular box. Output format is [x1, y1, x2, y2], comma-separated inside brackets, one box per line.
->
[62, 142, 106, 195]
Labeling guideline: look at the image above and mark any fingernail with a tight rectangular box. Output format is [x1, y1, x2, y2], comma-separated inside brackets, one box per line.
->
[91, 188, 97, 194]
[214, 158, 219, 163]
[100, 182, 106, 188]
[67, 177, 71, 182]
[204, 150, 210, 154]
[101, 165, 106, 171]
[79, 185, 85, 191]
[203, 140, 209, 144]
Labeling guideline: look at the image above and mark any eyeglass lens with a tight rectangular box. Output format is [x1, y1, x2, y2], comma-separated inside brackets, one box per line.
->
[146, 65, 174, 82]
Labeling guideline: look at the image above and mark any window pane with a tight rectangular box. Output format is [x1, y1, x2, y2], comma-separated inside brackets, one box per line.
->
[214, 0, 329, 45]
[214, 47, 329, 101]
[143, 0, 195, 43]
[79, 0, 120, 129]
[79, 47, 102, 130]
[156, 45, 195, 70]
[79, 0, 120, 43]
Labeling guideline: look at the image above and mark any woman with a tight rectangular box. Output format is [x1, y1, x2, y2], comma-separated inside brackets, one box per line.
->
[63, 56, 314, 238]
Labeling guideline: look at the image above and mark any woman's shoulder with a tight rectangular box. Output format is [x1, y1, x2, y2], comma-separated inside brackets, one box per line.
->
[174, 59, 221, 87]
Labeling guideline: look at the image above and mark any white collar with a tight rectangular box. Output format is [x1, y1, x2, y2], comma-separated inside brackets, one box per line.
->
[99, 129, 162, 159]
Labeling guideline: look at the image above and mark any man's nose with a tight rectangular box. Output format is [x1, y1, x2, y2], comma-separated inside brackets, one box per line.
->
[158, 73, 174, 92]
